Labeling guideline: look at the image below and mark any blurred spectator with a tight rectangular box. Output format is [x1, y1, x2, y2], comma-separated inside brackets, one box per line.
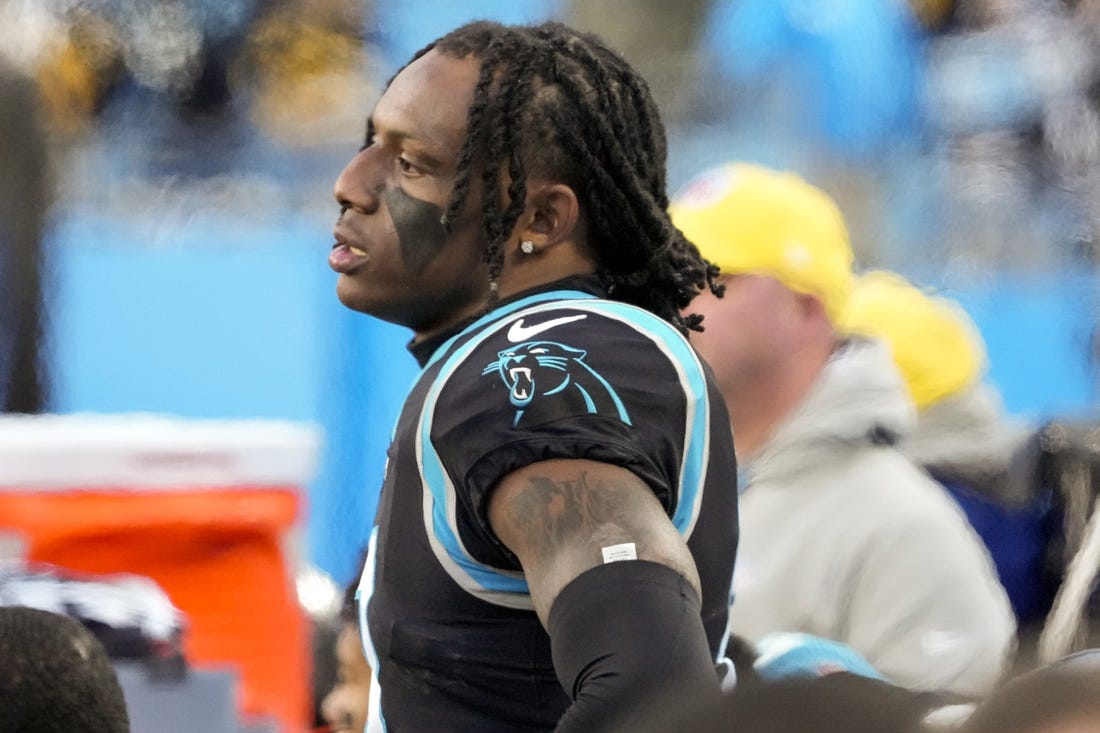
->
[0, 605, 130, 733]
[319, 576, 371, 733]
[670, 162, 1016, 697]
[298, 563, 345, 728]
[10, 0, 372, 185]
[92, 0, 272, 180]
[232, 0, 375, 149]
[0, 56, 50, 413]
[33, 4, 125, 138]
[957, 648, 1100, 733]
[842, 269, 1057, 626]
[923, 0, 1100, 269]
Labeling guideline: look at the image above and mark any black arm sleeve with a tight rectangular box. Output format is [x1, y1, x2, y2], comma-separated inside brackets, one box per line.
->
[548, 560, 721, 732]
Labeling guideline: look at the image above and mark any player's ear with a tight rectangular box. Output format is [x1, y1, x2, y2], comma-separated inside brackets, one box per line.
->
[514, 182, 580, 254]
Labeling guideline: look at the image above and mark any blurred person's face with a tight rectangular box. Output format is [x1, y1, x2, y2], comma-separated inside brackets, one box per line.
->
[321, 623, 372, 733]
[687, 274, 811, 398]
[331, 49, 492, 342]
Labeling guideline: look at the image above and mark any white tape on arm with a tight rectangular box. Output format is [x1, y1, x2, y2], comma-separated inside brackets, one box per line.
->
[601, 542, 637, 563]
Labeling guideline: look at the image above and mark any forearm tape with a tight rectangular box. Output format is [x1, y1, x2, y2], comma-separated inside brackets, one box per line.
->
[548, 560, 720, 732]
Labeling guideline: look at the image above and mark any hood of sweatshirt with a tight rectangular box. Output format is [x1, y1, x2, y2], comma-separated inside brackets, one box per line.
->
[745, 337, 916, 487]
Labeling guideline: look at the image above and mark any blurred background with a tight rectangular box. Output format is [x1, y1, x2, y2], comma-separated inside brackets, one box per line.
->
[1, 0, 1099, 730]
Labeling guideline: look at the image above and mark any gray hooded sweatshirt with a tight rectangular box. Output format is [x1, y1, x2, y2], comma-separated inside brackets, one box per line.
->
[730, 337, 1017, 697]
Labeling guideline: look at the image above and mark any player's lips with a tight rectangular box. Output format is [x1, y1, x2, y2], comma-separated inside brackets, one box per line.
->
[329, 229, 369, 273]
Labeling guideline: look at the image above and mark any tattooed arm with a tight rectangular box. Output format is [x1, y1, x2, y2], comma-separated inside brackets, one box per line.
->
[488, 457, 718, 731]
[488, 457, 700, 624]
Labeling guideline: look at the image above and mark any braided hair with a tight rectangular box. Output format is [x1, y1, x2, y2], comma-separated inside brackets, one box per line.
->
[388, 20, 722, 334]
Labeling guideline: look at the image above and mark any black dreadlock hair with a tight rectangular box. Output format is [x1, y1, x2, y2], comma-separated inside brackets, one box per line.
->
[386, 20, 723, 334]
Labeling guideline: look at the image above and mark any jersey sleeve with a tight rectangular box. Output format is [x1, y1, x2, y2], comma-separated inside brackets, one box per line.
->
[427, 303, 708, 561]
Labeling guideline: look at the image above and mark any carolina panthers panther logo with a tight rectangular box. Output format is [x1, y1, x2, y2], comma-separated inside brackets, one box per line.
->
[483, 341, 632, 427]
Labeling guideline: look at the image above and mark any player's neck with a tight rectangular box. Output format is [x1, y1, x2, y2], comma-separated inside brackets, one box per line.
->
[496, 238, 597, 302]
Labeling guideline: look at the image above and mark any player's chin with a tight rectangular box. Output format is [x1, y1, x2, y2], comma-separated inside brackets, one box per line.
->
[335, 276, 376, 314]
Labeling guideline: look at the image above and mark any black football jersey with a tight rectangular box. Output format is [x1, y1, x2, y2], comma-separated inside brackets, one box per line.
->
[358, 278, 738, 732]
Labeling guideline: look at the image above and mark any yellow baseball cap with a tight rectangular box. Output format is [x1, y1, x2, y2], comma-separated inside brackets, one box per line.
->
[841, 270, 986, 409]
[670, 163, 855, 323]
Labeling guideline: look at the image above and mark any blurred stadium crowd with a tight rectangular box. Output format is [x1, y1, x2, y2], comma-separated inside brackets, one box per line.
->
[3, 0, 1100, 419]
[0, 0, 1097, 272]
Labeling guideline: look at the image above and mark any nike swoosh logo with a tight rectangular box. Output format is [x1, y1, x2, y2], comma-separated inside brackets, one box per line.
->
[506, 314, 587, 342]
